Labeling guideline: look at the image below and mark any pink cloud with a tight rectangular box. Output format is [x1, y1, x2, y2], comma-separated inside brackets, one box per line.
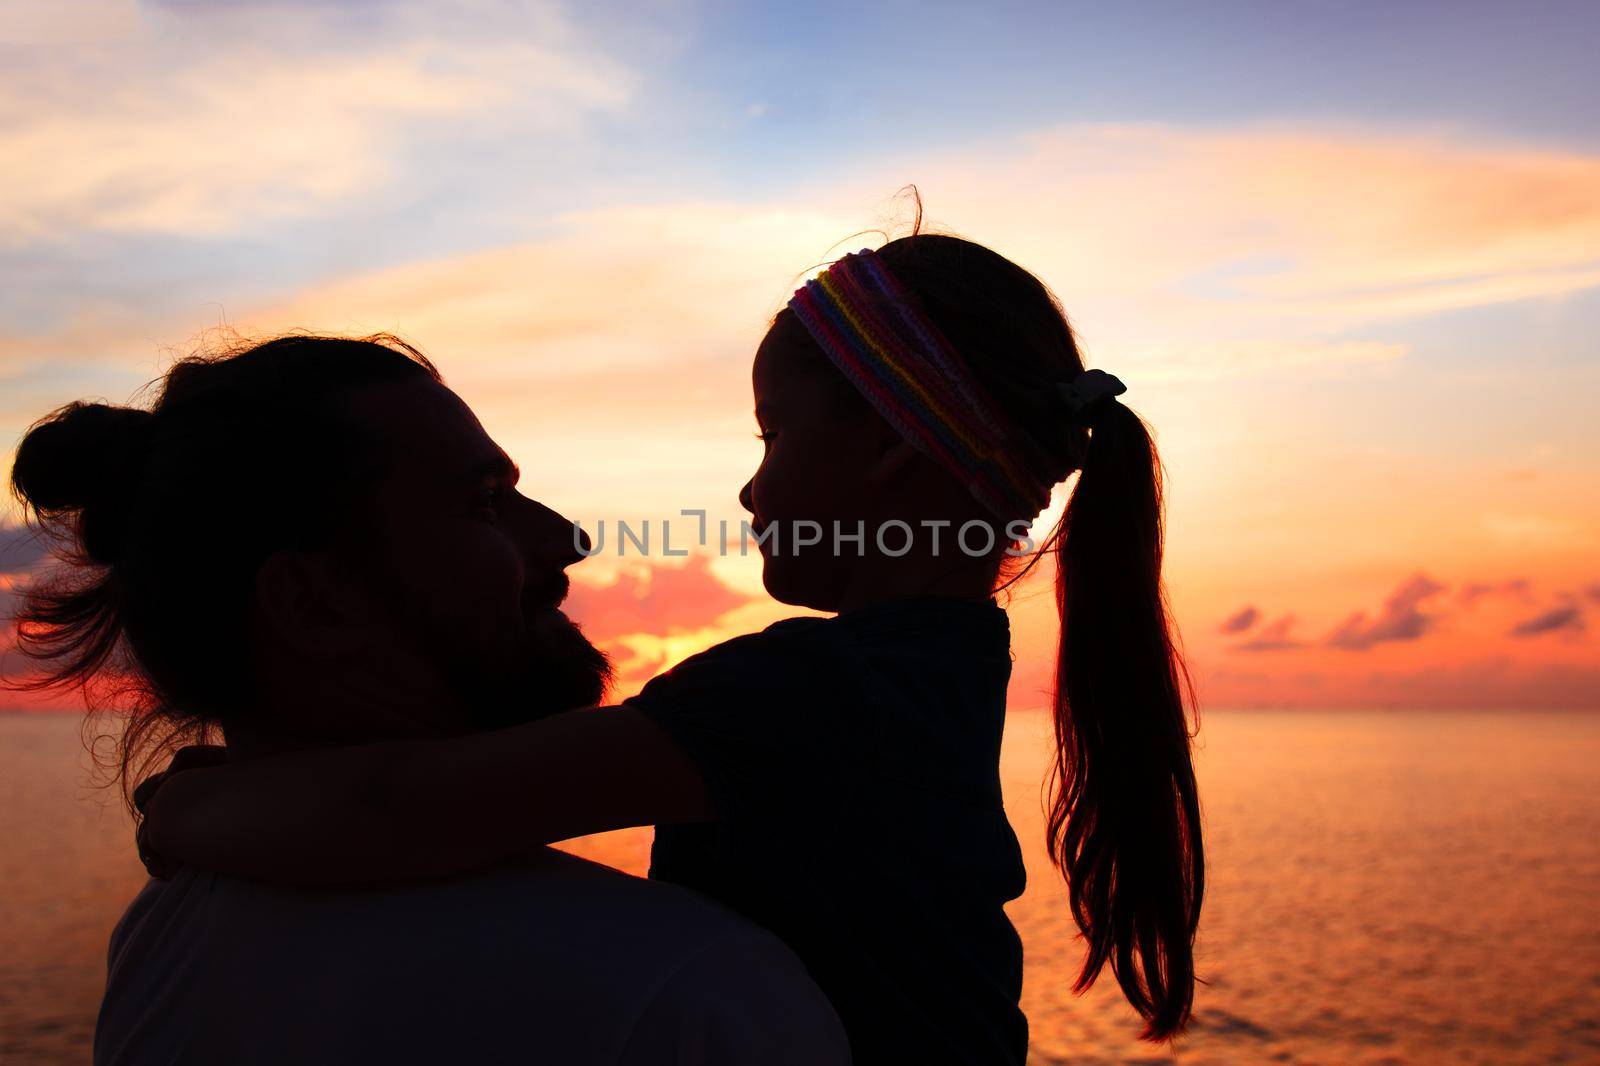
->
[1458, 577, 1533, 608]
[565, 555, 754, 643]
[0, 524, 52, 573]
[1206, 657, 1600, 710]
[1326, 573, 1447, 651]
[603, 642, 672, 691]
[1510, 606, 1586, 638]
[1218, 605, 1259, 634]
[1235, 614, 1305, 653]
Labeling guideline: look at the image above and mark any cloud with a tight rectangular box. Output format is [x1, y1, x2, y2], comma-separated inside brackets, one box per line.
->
[0, 523, 52, 574]
[836, 123, 1600, 361]
[1111, 338, 1409, 384]
[565, 554, 755, 643]
[1458, 578, 1534, 608]
[12, 120, 1600, 407]
[1206, 656, 1600, 711]
[0, 589, 15, 649]
[223, 202, 862, 520]
[0, 1, 633, 241]
[144, 116, 1600, 518]
[253, 203, 849, 383]
[1326, 573, 1447, 651]
[166, 121, 1600, 390]
[600, 640, 671, 691]
[1235, 614, 1305, 653]
[1219, 605, 1259, 633]
[0, 524, 52, 659]
[6, 115, 1600, 712]
[1480, 512, 1594, 549]
[1510, 605, 1586, 638]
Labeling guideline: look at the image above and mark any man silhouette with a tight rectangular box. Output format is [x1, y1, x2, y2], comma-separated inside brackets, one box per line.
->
[5, 336, 845, 1065]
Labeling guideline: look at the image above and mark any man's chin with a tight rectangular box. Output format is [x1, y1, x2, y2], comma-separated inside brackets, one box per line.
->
[527, 605, 583, 642]
[456, 610, 613, 731]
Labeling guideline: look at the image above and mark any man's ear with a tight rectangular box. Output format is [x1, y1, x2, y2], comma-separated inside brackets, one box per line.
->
[253, 550, 370, 658]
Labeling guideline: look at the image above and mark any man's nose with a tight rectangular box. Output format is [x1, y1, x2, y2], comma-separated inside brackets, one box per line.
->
[521, 498, 589, 569]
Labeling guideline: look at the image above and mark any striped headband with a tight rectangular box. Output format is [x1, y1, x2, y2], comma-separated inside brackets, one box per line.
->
[786, 248, 1125, 521]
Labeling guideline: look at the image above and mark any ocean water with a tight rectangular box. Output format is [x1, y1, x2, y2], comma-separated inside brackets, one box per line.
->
[2, 709, 1598, 1064]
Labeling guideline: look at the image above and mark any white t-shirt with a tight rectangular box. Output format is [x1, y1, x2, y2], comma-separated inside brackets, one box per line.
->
[94, 848, 850, 1065]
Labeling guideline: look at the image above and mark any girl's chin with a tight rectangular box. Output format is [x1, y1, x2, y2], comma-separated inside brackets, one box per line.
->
[761, 565, 841, 613]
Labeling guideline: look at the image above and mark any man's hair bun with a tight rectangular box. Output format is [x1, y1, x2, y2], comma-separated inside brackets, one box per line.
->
[11, 402, 157, 561]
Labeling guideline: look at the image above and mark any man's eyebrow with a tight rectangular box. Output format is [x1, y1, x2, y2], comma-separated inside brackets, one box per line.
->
[469, 453, 520, 483]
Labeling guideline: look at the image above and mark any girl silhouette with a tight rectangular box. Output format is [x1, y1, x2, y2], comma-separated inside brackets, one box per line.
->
[132, 231, 1204, 1064]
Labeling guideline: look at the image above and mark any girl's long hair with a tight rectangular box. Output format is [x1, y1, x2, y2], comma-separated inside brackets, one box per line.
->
[1045, 398, 1203, 1039]
[866, 220, 1205, 1040]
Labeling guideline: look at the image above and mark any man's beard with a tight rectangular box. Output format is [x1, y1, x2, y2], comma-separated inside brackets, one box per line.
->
[444, 609, 614, 731]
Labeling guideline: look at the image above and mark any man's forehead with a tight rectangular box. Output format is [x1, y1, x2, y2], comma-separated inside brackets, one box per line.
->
[352, 378, 507, 478]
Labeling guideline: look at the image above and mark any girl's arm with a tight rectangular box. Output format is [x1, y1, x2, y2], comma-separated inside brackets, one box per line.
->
[143, 706, 711, 884]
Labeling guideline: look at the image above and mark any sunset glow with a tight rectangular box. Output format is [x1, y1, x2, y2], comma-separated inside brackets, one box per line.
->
[3, 0, 1597, 711]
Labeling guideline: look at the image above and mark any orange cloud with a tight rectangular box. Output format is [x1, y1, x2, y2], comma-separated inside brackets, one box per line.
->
[1326, 573, 1447, 651]
[1236, 615, 1306, 653]
[567, 554, 755, 643]
[1208, 658, 1600, 711]
[867, 123, 1600, 337]
[204, 122, 1600, 384]
[1510, 605, 1586, 638]
[1458, 578, 1534, 608]
[1198, 571, 1597, 707]
[1218, 606, 1260, 634]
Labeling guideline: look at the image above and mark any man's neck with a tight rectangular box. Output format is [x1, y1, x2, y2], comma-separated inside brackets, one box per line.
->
[230, 664, 469, 760]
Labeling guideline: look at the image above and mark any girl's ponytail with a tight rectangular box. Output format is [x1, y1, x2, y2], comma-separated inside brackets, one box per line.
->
[1048, 398, 1203, 1041]
[843, 227, 1204, 1039]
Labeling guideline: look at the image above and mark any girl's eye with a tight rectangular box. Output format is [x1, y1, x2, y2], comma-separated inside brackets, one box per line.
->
[754, 431, 776, 444]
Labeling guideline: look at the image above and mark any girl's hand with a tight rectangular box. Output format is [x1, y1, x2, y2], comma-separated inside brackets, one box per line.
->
[133, 744, 229, 879]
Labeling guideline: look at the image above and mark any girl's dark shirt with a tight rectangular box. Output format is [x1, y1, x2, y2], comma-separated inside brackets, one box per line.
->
[622, 597, 1028, 1065]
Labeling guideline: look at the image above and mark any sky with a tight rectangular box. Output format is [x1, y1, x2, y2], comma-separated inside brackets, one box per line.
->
[1, 0, 1597, 710]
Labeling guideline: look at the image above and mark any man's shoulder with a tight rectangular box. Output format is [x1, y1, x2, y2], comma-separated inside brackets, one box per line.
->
[109, 850, 781, 981]
[407, 847, 760, 942]
[245, 847, 767, 957]
[100, 854, 839, 1066]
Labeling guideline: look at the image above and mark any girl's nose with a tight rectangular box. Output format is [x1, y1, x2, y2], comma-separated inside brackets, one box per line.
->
[738, 478, 755, 515]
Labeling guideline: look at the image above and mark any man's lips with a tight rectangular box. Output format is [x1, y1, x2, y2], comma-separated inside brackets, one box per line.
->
[523, 572, 571, 614]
